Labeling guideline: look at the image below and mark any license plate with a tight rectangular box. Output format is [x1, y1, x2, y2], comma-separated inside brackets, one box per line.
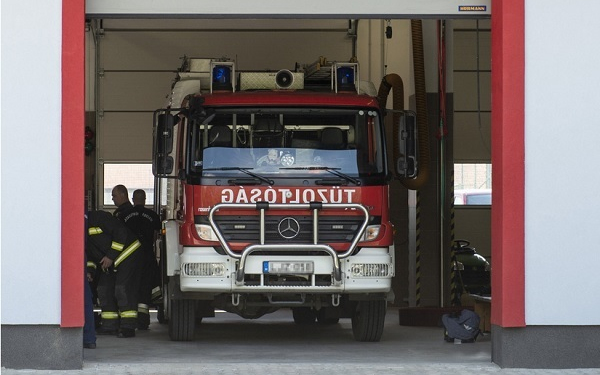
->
[263, 261, 314, 274]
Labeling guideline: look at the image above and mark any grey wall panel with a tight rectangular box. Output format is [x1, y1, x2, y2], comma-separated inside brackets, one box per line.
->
[453, 22, 491, 163]
[452, 19, 491, 30]
[1, 326, 81, 370]
[98, 112, 154, 161]
[453, 71, 491, 111]
[453, 112, 491, 162]
[99, 72, 175, 110]
[96, 26, 352, 163]
[100, 30, 353, 71]
[453, 30, 490, 71]
[454, 207, 491, 259]
[492, 326, 600, 368]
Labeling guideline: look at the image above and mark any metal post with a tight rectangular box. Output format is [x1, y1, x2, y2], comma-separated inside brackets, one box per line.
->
[408, 190, 416, 307]
[408, 190, 421, 307]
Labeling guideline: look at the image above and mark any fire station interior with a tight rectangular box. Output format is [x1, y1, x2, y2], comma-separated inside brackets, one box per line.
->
[84, 15, 491, 357]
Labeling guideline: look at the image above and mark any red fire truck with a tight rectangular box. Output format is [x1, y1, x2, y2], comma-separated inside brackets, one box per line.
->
[153, 57, 418, 342]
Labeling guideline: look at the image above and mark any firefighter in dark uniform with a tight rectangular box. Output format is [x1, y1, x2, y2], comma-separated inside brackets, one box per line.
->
[86, 210, 141, 338]
[112, 184, 134, 220]
[124, 189, 162, 329]
[112, 185, 162, 329]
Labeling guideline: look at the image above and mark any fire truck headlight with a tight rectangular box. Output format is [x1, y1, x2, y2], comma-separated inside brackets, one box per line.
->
[350, 263, 390, 277]
[361, 225, 381, 242]
[182, 262, 226, 277]
[195, 224, 219, 241]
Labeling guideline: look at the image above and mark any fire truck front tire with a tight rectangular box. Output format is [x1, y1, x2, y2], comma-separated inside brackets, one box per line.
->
[169, 299, 196, 341]
[351, 300, 386, 342]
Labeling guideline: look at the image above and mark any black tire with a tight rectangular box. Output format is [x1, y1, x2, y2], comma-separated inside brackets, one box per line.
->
[351, 300, 386, 342]
[156, 303, 167, 324]
[316, 308, 340, 325]
[158, 239, 169, 325]
[169, 299, 195, 341]
[292, 307, 316, 325]
[157, 281, 170, 325]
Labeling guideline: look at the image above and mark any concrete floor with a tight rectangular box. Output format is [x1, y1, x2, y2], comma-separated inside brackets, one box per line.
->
[2, 308, 598, 374]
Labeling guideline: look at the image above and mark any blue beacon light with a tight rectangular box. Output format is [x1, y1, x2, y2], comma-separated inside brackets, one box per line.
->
[336, 66, 356, 91]
[212, 65, 232, 91]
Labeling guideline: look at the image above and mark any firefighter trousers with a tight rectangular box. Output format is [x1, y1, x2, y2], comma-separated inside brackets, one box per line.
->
[137, 246, 160, 329]
[97, 251, 141, 331]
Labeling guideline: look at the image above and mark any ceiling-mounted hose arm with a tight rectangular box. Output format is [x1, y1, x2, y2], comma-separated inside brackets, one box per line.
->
[377, 20, 430, 190]
[405, 19, 431, 190]
[377, 69, 430, 190]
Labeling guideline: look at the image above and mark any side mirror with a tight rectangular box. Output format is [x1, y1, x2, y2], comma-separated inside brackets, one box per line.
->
[394, 111, 418, 178]
[156, 113, 176, 154]
[153, 112, 178, 176]
[153, 156, 174, 176]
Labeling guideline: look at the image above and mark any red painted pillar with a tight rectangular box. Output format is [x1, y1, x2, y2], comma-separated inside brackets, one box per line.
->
[491, 0, 526, 327]
[61, 0, 85, 327]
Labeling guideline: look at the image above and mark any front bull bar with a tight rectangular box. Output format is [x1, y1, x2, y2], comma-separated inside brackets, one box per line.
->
[207, 202, 370, 284]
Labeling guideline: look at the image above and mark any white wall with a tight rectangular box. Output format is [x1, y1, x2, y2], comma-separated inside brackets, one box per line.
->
[525, 0, 600, 325]
[0, 0, 63, 324]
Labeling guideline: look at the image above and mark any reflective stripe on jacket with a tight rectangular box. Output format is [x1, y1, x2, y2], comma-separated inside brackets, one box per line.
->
[88, 227, 103, 235]
[114, 239, 141, 267]
[120, 310, 138, 319]
[101, 311, 119, 320]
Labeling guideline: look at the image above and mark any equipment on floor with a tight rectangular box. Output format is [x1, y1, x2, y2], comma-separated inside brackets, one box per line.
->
[442, 309, 481, 343]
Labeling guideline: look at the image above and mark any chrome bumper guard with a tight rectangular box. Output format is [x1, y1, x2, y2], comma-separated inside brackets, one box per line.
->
[208, 202, 369, 285]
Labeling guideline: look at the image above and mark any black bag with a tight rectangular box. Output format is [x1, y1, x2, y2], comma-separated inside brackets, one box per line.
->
[442, 309, 481, 343]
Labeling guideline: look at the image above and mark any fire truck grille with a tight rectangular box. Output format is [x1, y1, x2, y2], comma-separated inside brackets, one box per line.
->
[244, 273, 333, 287]
[212, 215, 363, 244]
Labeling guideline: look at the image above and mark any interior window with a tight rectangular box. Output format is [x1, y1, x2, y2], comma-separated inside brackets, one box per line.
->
[453, 163, 492, 206]
[103, 163, 165, 206]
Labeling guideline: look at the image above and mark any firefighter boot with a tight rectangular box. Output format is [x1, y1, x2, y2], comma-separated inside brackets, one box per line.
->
[137, 312, 150, 330]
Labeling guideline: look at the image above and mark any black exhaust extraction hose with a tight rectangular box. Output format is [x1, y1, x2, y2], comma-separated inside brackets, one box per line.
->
[407, 19, 431, 190]
[377, 72, 405, 174]
[376, 20, 430, 190]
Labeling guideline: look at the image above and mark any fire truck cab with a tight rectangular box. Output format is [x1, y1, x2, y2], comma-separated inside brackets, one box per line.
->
[153, 57, 417, 342]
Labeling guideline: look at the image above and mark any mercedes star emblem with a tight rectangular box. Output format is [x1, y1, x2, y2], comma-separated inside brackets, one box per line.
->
[278, 217, 300, 239]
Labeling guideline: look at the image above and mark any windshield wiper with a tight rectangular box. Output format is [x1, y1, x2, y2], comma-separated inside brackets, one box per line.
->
[280, 166, 361, 186]
[202, 167, 274, 185]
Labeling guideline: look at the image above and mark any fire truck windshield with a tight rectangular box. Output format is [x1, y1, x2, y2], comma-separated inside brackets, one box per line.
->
[188, 108, 385, 181]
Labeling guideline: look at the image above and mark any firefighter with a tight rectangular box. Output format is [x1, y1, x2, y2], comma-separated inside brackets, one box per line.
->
[86, 210, 141, 338]
[83, 254, 97, 349]
[120, 189, 162, 330]
[111, 184, 133, 220]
